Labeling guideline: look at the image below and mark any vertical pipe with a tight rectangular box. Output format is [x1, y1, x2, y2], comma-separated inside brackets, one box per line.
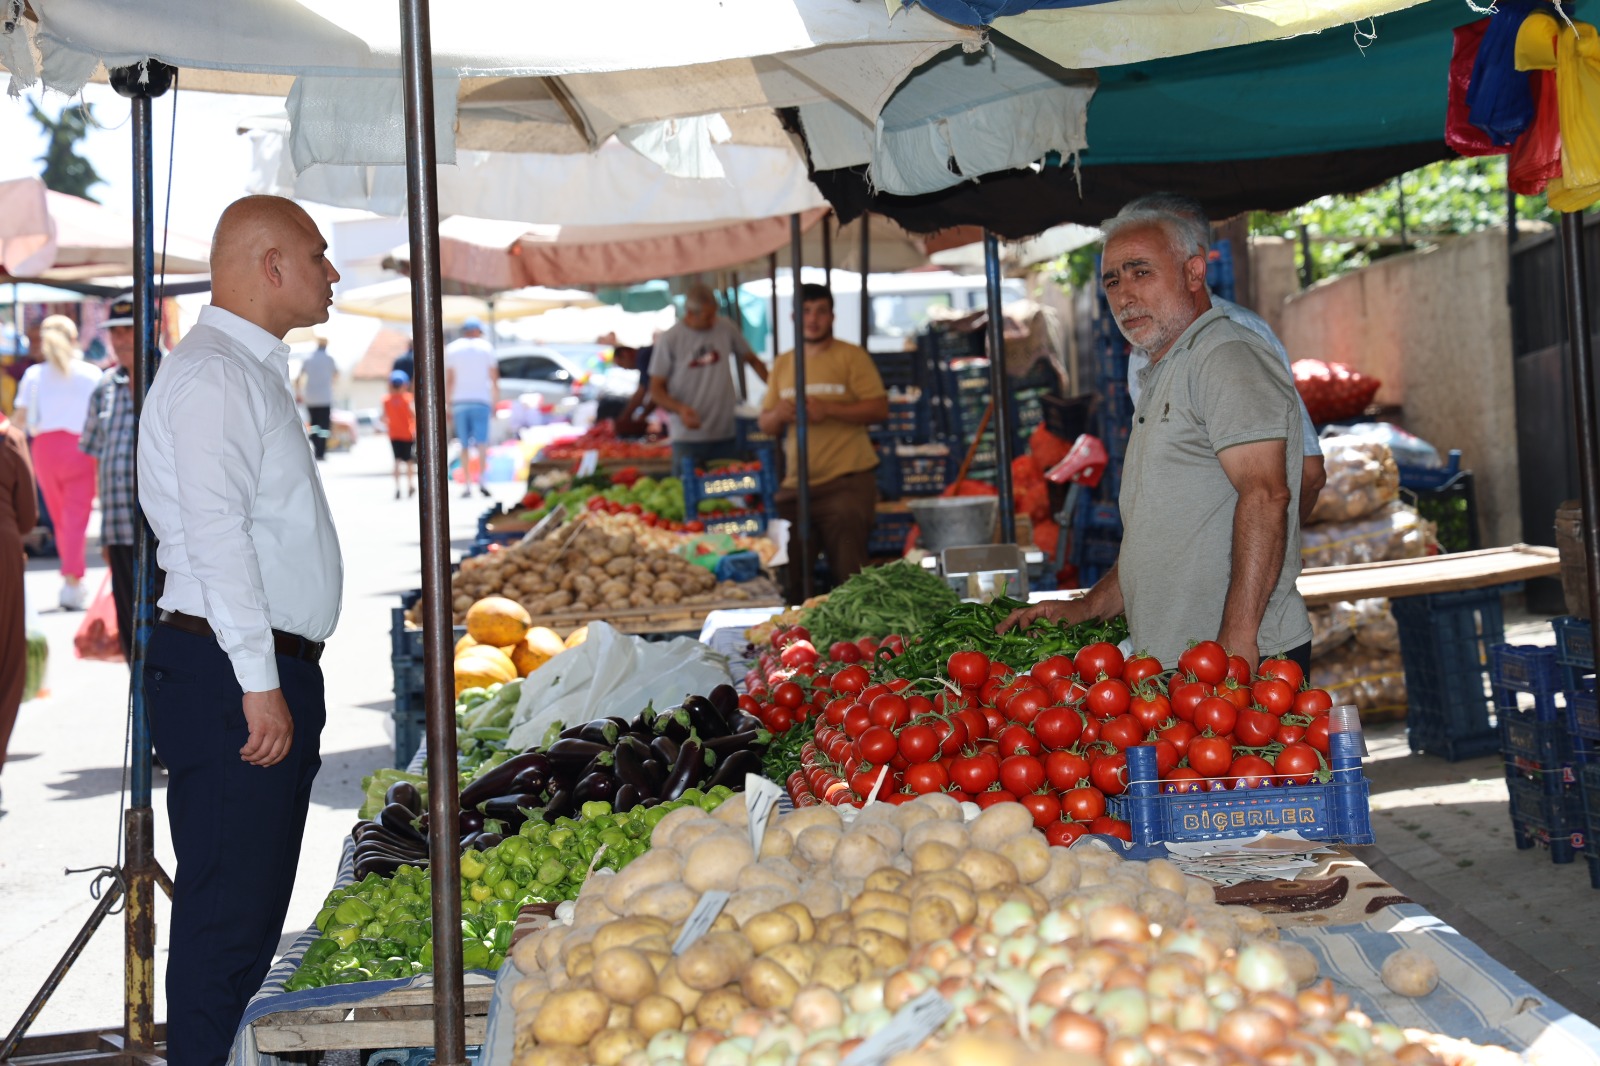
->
[790, 215, 812, 602]
[396, 1, 466, 1061]
[983, 231, 1015, 546]
[822, 214, 834, 294]
[730, 273, 747, 401]
[1558, 213, 1600, 632]
[1396, 178, 1408, 248]
[1298, 225, 1315, 290]
[768, 253, 780, 363]
[858, 215, 870, 349]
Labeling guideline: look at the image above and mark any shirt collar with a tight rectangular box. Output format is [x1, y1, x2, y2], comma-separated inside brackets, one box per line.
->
[1162, 306, 1228, 361]
[197, 305, 290, 365]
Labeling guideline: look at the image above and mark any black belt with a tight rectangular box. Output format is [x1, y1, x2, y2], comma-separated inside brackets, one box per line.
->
[158, 610, 325, 665]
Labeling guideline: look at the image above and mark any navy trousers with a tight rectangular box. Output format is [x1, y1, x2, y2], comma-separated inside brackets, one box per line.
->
[146, 625, 325, 1066]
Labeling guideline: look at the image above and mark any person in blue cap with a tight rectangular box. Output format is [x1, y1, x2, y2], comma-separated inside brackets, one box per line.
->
[444, 316, 497, 498]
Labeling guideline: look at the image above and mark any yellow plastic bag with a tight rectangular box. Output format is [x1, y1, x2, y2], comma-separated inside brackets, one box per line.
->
[1516, 13, 1600, 209]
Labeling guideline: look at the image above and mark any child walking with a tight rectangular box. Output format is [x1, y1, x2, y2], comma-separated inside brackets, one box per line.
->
[384, 370, 417, 498]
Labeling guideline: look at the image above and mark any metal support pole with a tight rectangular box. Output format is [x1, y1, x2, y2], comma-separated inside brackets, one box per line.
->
[1558, 213, 1600, 632]
[790, 214, 812, 602]
[768, 254, 780, 362]
[983, 231, 1015, 546]
[397, 1, 467, 1062]
[822, 214, 833, 294]
[0, 883, 126, 1061]
[730, 274, 747, 401]
[859, 216, 870, 348]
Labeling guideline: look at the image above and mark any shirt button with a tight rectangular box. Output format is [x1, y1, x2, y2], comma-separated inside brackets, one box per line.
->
[1138, 417, 1144, 423]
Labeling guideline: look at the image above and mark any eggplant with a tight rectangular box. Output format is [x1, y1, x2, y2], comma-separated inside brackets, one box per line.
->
[355, 853, 428, 879]
[638, 796, 661, 809]
[460, 750, 549, 809]
[475, 832, 504, 850]
[542, 788, 576, 821]
[615, 733, 653, 762]
[705, 730, 762, 757]
[630, 706, 658, 734]
[705, 749, 763, 792]
[559, 724, 587, 740]
[508, 765, 550, 796]
[708, 684, 739, 722]
[574, 771, 620, 805]
[731, 713, 764, 736]
[650, 736, 680, 766]
[605, 716, 633, 737]
[458, 809, 486, 835]
[657, 712, 690, 744]
[480, 792, 542, 822]
[354, 842, 426, 865]
[576, 719, 619, 746]
[640, 757, 667, 793]
[683, 694, 730, 739]
[354, 826, 427, 856]
[459, 831, 482, 851]
[613, 783, 640, 813]
[378, 803, 426, 845]
[659, 738, 703, 802]
[545, 738, 610, 775]
[385, 781, 422, 814]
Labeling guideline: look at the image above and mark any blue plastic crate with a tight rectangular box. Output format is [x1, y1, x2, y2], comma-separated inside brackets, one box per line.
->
[368, 1045, 482, 1066]
[1507, 773, 1585, 862]
[702, 511, 770, 537]
[1554, 616, 1594, 671]
[1580, 762, 1600, 853]
[1491, 644, 1567, 695]
[1042, 394, 1093, 441]
[392, 605, 424, 660]
[1075, 497, 1123, 536]
[868, 510, 916, 556]
[1392, 587, 1508, 761]
[1500, 711, 1582, 790]
[871, 350, 924, 391]
[735, 415, 776, 453]
[1207, 239, 1237, 304]
[1396, 449, 1462, 492]
[896, 451, 951, 497]
[1111, 732, 1372, 845]
[869, 394, 932, 441]
[875, 443, 899, 499]
[1570, 689, 1600, 745]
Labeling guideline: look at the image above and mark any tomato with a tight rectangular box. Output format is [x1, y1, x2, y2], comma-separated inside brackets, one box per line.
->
[1003, 688, 1050, 726]
[1085, 678, 1132, 721]
[1234, 707, 1279, 748]
[887, 678, 912, 692]
[774, 625, 809, 649]
[824, 697, 852, 727]
[897, 724, 938, 763]
[850, 765, 886, 800]
[1090, 752, 1129, 795]
[1030, 655, 1076, 686]
[859, 683, 890, 706]
[828, 641, 863, 664]
[857, 725, 898, 764]
[953, 707, 989, 744]
[1045, 819, 1090, 846]
[738, 694, 761, 717]
[906, 694, 935, 718]
[1169, 679, 1210, 722]
[995, 724, 1041, 758]
[1121, 654, 1163, 688]
[1099, 713, 1144, 752]
[904, 761, 949, 795]
[947, 650, 990, 688]
[855, 637, 880, 659]
[942, 787, 972, 804]
[780, 640, 819, 668]
[998, 754, 1045, 795]
[1215, 681, 1252, 710]
[1225, 654, 1252, 686]
[1275, 722, 1307, 746]
[1251, 677, 1296, 717]
[868, 693, 911, 732]
[1194, 696, 1239, 739]
[773, 681, 805, 709]
[1079, 719, 1101, 747]
[1044, 750, 1091, 791]
[949, 751, 1000, 793]
[1274, 742, 1321, 785]
[975, 787, 1018, 810]
[1157, 719, 1199, 757]
[1187, 735, 1233, 777]
[1033, 706, 1085, 751]
[1295, 688, 1334, 717]
[792, 663, 817, 679]
[1305, 715, 1331, 756]
[1148, 738, 1180, 777]
[982, 707, 1007, 739]
[988, 661, 1014, 678]
[881, 634, 906, 656]
[1178, 640, 1229, 685]
[1019, 790, 1063, 829]
[1048, 677, 1088, 706]
[978, 677, 1008, 707]
[1074, 642, 1125, 682]
[1229, 754, 1275, 789]
[1129, 688, 1171, 732]
[1089, 816, 1133, 842]
[931, 717, 968, 759]
[1258, 656, 1305, 693]
[1162, 766, 1204, 793]
[1061, 785, 1107, 822]
[765, 707, 795, 733]
[842, 705, 872, 739]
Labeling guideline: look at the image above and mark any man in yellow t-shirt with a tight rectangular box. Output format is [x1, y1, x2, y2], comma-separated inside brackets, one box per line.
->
[759, 284, 889, 599]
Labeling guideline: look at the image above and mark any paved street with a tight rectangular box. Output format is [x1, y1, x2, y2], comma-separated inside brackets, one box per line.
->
[0, 432, 510, 1038]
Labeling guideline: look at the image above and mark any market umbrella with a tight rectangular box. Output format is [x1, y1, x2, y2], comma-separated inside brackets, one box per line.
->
[25, 187, 211, 279]
[0, 177, 57, 277]
[332, 276, 599, 325]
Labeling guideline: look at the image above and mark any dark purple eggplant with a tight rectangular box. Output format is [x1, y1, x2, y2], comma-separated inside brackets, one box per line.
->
[355, 853, 428, 879]
[559, 724, 587, 740]
[630, 707, 658, 734]
[613, 742, 650, 793]
[354, 825, 426, 855]
[613, 784, 640, 813]
[650, 735, 680, 765]
[475, 832, 504, 850]
[659, 738, 703, 801]
[732, 713, 764, 735]
[616, 733, 652, 761]
[683, 694, 730, 739]
[460, 750, 549, 809]
[541, 788, 575, 821]
[508, 765, 550, 795]
[545, 738, 610, 775]
[657, 711, 691, 744]
[708, 684, 739, 722]
[574, 771, 619, 805]
[378, 803, 426, 845]
[459, 831, 482, 851]
[458, 809, 486, 835]
[576, 719, 619, 746]
[605, 716, 633, 736]
[704, 730, 762, 757]
[640, 757, 667, 793]
[638, 796, 661, 809]
[705, 748, 763, 791]
[385, 781, 422, 814]
[481, 792, 543, 823]
[354, 843, 426, 866]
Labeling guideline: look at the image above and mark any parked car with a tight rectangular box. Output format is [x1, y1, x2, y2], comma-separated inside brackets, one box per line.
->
[494, 346, 591, 411]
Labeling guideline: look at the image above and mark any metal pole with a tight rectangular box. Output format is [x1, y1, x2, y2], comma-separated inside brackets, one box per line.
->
[858, 216, 870, 349]
[397, 1, 466, 1062]
[790, 214, 812, 602]
[822, 214, 833, 294]
[768, 253, 780, 362]
[730, 273, 747, 401]
[1558, 213, 1600, 632]
[983, 231, 1015, 546]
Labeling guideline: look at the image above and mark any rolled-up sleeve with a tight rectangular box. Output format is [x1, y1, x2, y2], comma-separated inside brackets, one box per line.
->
[168, 358, 279, 692]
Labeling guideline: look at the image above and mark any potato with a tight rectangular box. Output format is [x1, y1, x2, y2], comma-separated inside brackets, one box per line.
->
[564, 942, 595, 981]
[917, 793, 964, 821]
[625, 882, 699, 922]
[511, 932, 543, 975]
[795, 825, 842, 865]
[587, 1028, 646, 1066]
[911, 840, 960, 873]
[573, 892, 618, 928]
[1032, 850, 1081, 901]
[854, 908, 910, 941]
[591, 947, 657, 1005]
[850, 890, 910, 916]
[656, 960, 703, 1013]
[762, 941, 819, 985]
[710, 911, 739, 934]
[854, 820, 903, 855]
[904, 818, 969, 854]
[536, 925, 570, 971]
[909, 894, 961, 945]
[727, 886, 797, 927]
[776, 901, 816, 941]
[778, 806, 843, 835]
[693, 988, 750, 1030]
[957, 849, 1019, 892]
[515, 1047, 586, 1066]
[677, 932, 751, 991]
[738, 857, 803, 892]
[670, 819, 724, 852]
[892, 802, 938, 834]
[604, 849, 684, 913]
[712, 799, 750, 826]
[970, 803, 1036, 851]
[593, 917, 673, 955]
[631, 994, 685, 1038]
[511, 978, 548, 1013]
[832, 832, 892, 876]
[819, 914, 856, 946]
[759, 826, 795, 859]
[684, 831, 755, 894]
[812, 946, 874, 990]
[864, 867, 911, 894]
[532, 988, 610, 1045]
[999, 834, 1051, 884]
[743, 910, 801, 953]
[1277, 941, 1321, 989]
[648, 804, 711, 851]
[741, 957, 801, 1009]
[854, 927, 909, 969]
[797, 878, 845, 919]
[1381, 948, 1439, 997]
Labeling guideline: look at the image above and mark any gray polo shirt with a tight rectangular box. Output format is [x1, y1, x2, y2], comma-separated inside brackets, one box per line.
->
[652, 317, 752, 443]
[1118, 308, 1313, 667]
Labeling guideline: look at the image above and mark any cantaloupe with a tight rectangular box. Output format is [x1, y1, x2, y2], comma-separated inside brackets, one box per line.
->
[454, 644, 518, 695]
[455, 634, 479, 654]
[564, 626, 589, 649]
[465, 596, 532, 647]
[511, 627, 566, 677]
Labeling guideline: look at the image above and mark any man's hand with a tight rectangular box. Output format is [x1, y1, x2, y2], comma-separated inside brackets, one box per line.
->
[805, 397, 833, 423]
[240, 688, 294, 767]
[1218, 629, 1260, 674]
[771, 399, 797, 426]
[678, 406, 702, 431]
[996, 598, 1092, 634]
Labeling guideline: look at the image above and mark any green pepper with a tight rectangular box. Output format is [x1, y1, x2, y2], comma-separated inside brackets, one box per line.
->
[482, 863, 508, 888]
[284, 967, 325, 992]
[462, 897, 483, 916]
[487, 951, 505, 971]
[459, 850, 487, 881]
[326, 923, 362, 949]
[496, 836, 529, 860]
[461, 940, 492, 970]
[679, 788, 704, 805]
[314, 906, 338, 933]
[494, 878, 519, 901]
[325, 950, 362, 972]
[361, 919, 385, 939]
[509, 864, 534, 887]
[330, 967, 373, 985]
[491, 920, 515, 954]
[419, 939, 434, 968]
[489, 899, 520, 923]
[373, 958, 411, 980]
[461, 915, 490, 940]
[548, 828, 574, 848]
[302, 938, 341, 968]
[533, 844, 561, 865]
[641, 806, 669, 828]
[580, 800, 612, 821]
[536, 860, 566, 886]
[376, 937, 407, 959]
[333, 896, 376, 926]
[469, 882, 494, 902]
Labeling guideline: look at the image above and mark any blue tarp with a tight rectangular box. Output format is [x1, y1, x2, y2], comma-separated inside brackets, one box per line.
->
[907, 0, 1114, 25]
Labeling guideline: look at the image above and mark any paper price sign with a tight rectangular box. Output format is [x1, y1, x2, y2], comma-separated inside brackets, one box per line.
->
[745, 773, 783, 856]
[841, 990, 952, 1066]
[671, 890, 730, 955]
[576, 450, 600, 477]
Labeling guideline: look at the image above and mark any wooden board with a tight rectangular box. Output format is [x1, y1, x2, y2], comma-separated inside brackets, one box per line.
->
[524, 580, 784, 638]
[527, 457, 672, 478]
[253, 978, 495, 1052]
[1296, 544, 1559, 606]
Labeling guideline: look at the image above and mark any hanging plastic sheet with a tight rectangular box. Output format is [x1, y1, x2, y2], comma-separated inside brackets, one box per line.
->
[1445, 20, 1504, 157]
[1465, 0, 1538, 144]
[1516, 11, 1600, 209]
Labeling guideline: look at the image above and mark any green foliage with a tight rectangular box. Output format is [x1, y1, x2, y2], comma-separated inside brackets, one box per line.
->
[29, 100, 103, 202]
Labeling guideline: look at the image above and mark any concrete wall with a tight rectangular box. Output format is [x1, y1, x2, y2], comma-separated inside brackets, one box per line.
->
[1274, 228, 1522, 547]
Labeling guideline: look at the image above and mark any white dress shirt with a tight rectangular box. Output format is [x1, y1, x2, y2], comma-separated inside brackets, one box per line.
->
[138, 305, 344, 692]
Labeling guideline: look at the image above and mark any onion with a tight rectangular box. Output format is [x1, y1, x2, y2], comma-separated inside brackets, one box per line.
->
[1296, 981, 1347, 1023]
[751, 1023, 802, 1058]
[884, 970, 929, 1011]
[1104, 1036, 1155, 1066]
[1161, 930, 1223, 972]
[989, 900, 1037, 936]
[646, 1031, 689, 1062]
[1216, 1007, 1288, 1057]
[702, 1037, 753, 1066]
[1202, 973, 1243, 1014]
[1369, 1023, 1408, 1053]
[973, 932, 1000, 959]
[998, 934, 1042, 969]
[985, 968, 1036, 1013]
[686, 1029, 725, 1066]
[1026, 944, 1073, 979]
[790, 986, 844, 1032]
[1234, 943, 1293, 995]
[1146, 956, 1204, 1000]
[1026, 1002, 1056, 1036]
[1142, 1022, 1177, 1056]
[1330, 1019, 1373, 1055]
[801, 1026, 842, 1049]
[1036, 910, 1080, 944]
[1393, 1043, 1443, 1065]
[1075, 945, 1126, 986]
[1248, 991, 1301, 1029]
[1175, 992, 1215, 1032]
[1092, 987, 1151, 1037]
[938, 975, 968, 1000]
[841, 1006, 890, 1040]
[1044, 1011, 1106, 1055]
[964, 995, 1008, 1028]
[950, 925, 980, 953]
[795, 1042, 842, 1066]
[1032, 967, 1080, 1008]
[730, 1010, 767, 1038]
[1104, 964, 1148, 992]
[922, 940, 959, 971]
[1259, 1044, 1315, 1066]
[848, 978, 885, 1014]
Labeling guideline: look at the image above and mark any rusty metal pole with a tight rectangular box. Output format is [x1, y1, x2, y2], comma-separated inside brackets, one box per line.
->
[859, 215, 870, 348]
[396, 1, 467, 1062]
[791, 215, 813, 601]
[983, 231, 1015, 545]
[1557, 213, 1600, 632]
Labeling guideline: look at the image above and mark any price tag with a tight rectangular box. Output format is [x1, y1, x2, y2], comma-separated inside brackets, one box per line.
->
[671, 890, 730, 955]
[861, 765, 890, 807]
[745, 773, 783, 857]
[841, 990, 952, 1066]
[576, 450, 599, 477]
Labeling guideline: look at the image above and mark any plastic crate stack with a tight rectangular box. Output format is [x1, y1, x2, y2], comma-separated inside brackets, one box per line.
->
[1492, 644, 1591, 864]
[677, 458, 778, 536]
[869, 346, 947, 503]
[467, 504, 523, 558]
[1071, 272, 1133, 588]
[1391, 587, 1509, 760]
[391, 590, 470, 768]
[1552, 617, 1600, 886]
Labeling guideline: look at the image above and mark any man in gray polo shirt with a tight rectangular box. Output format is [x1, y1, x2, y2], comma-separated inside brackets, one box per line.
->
[1001, 203, 1313, 673]
[650, 282, 769, 471]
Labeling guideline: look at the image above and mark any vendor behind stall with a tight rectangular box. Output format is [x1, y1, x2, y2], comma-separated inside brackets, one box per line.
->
[759, 283, 889, 602]
[651, 284, 768, 469]
[1002, 203, 1311, 673]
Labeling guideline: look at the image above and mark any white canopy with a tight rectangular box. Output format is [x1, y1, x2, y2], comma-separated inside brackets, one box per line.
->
[333, 277, 600, 325]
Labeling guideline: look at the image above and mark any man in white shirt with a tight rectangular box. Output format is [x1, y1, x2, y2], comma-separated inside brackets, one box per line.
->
[296, 336, 338, 461]
[138, 195, 344, 1066]
[445, 316, 498, 498]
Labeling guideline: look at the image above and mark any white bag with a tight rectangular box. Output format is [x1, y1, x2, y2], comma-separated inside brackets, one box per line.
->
[505, 621, 731, 751]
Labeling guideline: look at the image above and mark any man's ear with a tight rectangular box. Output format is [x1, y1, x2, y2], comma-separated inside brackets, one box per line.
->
[263, 247, 284, 289]
[1186, 253, 1208, 293]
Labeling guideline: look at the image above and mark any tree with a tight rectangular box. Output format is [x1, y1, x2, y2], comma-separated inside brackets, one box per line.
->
[30, 100, 103, 202]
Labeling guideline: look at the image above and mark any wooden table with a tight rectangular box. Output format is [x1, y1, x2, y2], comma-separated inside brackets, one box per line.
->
[1296, 544, 1559, 607]
[252, 975, 496, 1052]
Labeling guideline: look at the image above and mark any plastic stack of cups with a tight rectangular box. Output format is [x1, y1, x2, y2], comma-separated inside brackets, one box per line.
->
[1328, 704, 1368, 757]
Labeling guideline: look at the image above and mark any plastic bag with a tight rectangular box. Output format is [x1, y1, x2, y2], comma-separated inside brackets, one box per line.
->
[1447, 20, 1506, 157]
[1309, 438, 1400, 524]
[1302, 501, 1436, 569]
[1321, 422, 1443, 470]
[1292, 360, 1382, 426]
[1467, 0, 1539, 144]
[73, 575, 124, 663]
[1310, 643, 1407, 721]
[1509, 68, 1565, 195]
[504, 621, 732, 751]
[1310, 601, 1360, 657]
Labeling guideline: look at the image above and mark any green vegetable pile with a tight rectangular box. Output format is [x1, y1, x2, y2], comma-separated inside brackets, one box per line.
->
[359, 769, 427, 821]
[526, 475, 703, 523]
[761, 719, 808, 784]
[802, 562, 961, 649]
[456, 679, 523, 775]
[883, 597, 1129, 680]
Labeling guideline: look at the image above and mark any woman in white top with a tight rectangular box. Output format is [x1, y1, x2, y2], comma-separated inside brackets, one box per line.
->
[15, 316, 102, 610]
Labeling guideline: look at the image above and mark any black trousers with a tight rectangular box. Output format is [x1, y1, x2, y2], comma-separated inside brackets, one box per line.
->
[105, 543, 135, 661]
[307, 405, 332, 460]
[145, 625, 325, 1066]
[1285, 639, 1313, 680]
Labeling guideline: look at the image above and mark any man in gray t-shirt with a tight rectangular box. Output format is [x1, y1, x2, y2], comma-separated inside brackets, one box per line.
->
[296, 340, 338, 461]
[650, 283, 769, 469]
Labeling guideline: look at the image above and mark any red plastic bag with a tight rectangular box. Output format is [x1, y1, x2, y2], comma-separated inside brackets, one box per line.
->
[1027, 424, 1071, 476]
[1447, 20, 1508, 158]
[73, 574, 124, 663]
[1292, 360, 1382, 426]
[1509, 68, 1563, 194]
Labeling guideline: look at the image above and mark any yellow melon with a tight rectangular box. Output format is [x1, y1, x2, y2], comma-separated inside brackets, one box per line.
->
[510, 626, 566, 677]
[465, 596, 533, 647]
[455, 634, 479, 654]
[454, 645, 518, 695]
[564, 626, 590, 649]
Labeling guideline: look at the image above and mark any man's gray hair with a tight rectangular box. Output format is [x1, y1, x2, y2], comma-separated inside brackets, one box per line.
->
[1100, 205, 1209, 264]
[1122, 192, 1209, 230]
[684, 282, 717, 313]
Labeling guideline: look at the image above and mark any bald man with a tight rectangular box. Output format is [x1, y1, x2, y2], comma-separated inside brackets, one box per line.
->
[138, 195, 345, 1066]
